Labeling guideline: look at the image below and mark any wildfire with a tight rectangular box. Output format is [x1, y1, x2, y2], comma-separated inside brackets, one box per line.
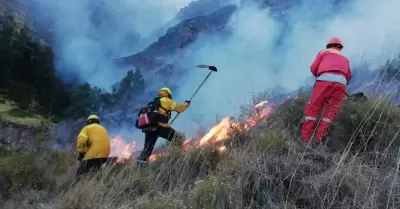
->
[218, 146, 227, 152]
[108, 100, 275, 163]
[148, 100, 274, 162]
[198, 117, 232, 146]
[109, 136, 135, 163]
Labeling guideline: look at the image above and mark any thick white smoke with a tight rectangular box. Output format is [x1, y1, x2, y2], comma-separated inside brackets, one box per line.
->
[23, 0, 400, 150]
[172, 0, 400, 136]
[23, 0, 191, 88]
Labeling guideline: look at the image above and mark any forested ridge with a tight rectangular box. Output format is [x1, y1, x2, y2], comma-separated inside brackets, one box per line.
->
[0, 20, 145, 121]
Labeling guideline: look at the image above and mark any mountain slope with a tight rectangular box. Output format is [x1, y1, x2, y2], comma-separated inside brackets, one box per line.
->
[1, 93, 400, 209]
[115, 4, 238, 70]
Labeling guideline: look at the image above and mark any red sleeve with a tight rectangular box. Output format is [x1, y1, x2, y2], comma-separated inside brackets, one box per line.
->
[310, 52, 323, 77]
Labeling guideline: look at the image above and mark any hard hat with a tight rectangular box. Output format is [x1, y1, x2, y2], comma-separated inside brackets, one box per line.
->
[160, 87, 172, 96]
[87, 114, 99, 121]
[326, 37, 343, 48]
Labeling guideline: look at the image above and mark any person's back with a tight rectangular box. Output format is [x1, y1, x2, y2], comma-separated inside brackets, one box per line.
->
[76, 115, 110, 178]
[78, 123, 110, 160]
[311, 48, 351, 86]
[302, 37, 352, 144]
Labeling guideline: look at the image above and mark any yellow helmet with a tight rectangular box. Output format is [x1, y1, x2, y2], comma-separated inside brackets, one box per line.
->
[160, 87, 172, 96]
[87, 114, 99, 121]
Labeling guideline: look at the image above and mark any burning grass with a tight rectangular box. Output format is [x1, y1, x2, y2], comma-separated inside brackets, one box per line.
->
[2, 94, 400, 209]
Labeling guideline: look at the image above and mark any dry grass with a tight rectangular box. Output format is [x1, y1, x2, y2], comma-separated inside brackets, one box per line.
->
[2, 95, 400, 209]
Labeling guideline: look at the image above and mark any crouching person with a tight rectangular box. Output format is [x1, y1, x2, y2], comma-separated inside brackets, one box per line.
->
[76, 115, 111, 179]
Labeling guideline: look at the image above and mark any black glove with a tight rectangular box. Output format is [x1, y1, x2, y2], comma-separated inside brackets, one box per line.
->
[77, 152, 85, 161]
[185, 100, 191, 105]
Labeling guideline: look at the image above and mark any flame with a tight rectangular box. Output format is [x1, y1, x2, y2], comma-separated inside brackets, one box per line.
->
[109, 136, 135, 163]
[218, 146, 227, 152]
[149, 153, 162, 162]
[107, 100, 274, 164]
[149, 100, 275, 162]
[199, 117, 232, 146]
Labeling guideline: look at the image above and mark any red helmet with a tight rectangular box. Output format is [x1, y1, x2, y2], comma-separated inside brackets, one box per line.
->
[326, 37, 343, 49]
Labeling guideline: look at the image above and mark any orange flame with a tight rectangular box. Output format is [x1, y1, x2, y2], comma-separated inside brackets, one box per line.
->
[107, 100, 274, 164]
[149, 100, 274, 162]
[109, 136, 135, 163]
[198, 117, 232, 146]
[218, 145, 227, 152]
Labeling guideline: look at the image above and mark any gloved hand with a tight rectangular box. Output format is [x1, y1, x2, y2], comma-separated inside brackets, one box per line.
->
[185, 100, 191, 105]
[77, 152, 85, 161]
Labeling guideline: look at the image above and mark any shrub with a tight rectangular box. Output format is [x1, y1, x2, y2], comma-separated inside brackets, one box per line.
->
[0, 146, 75, 202]
[0, 148, 46, 199]
[2, 96, 400, 209]
[7, 108, 36, 118]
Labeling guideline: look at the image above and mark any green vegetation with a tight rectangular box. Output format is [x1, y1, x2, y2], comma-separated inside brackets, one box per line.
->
[0, 18, 146, 123]
[7, 108, 35, 118]
[1, 10, 400, 209]
[0, 145, 76, 203]
[0, 23, 70, 119]
[1, 95, 400, 209]
[0, 95, 46, 127]
[65, 69, 145, 119]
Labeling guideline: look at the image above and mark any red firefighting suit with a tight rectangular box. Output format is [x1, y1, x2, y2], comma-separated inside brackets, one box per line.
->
[301, 47, 352, 143]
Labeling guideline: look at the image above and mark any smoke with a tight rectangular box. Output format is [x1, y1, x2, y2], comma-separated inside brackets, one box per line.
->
[22, 0, 191, 88]
[172, 0, 400, 136]
[21, 0, 400, 149]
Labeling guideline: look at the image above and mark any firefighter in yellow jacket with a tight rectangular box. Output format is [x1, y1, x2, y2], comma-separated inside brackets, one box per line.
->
[76, 115, 110, 177]
[137, 87, 190, 165]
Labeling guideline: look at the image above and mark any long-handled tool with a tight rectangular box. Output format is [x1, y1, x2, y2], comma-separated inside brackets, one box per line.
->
[169, 64, 218, 125]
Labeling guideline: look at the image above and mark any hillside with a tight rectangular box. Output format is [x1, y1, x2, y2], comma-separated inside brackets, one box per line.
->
[1, 92, 400, 208]
[1, 0, 400, 208]
[115, 4, 237, 70]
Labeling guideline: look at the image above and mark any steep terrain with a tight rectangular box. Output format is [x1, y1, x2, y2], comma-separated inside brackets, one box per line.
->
[115, 5, 237, 72]
[2, 93, 400, 209]
[1, 0, 400, 208]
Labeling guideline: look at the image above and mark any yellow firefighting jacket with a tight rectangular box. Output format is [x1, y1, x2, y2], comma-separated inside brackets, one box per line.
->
[156, 90, 189, 127]
[76, 123, 110, 160]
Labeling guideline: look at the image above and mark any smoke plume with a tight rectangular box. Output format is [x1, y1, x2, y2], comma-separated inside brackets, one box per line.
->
[21, 0, 191, 88]
[21, 0, 400, 148]
[172, 0, 400, 136]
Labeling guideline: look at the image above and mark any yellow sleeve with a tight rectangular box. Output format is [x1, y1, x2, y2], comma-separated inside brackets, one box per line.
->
[76, 127, 88, 153]
[170, 100, 189, 113]
[161, 98, 189, 113]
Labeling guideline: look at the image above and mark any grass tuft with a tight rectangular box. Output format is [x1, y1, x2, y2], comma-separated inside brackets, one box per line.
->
[1, 95, 400, 209]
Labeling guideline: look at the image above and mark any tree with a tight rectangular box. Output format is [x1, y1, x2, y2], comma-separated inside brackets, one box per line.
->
[0, 19, 147, 121]
[65, 83, 98, 118]
[113, 69, 145, 102]
[0, 21, 74, 119]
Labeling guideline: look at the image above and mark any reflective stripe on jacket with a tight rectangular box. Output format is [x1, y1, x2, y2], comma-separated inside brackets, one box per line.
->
[77, 123, 110, 160]
[316, 73, 347, 86]
[310, 48, 352, 85]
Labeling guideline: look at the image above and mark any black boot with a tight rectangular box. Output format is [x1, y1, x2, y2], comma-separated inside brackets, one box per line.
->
[135, 159, 148, 168]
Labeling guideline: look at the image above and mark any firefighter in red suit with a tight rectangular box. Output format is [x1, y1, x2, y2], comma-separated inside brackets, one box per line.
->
[301, 37, 352, 144]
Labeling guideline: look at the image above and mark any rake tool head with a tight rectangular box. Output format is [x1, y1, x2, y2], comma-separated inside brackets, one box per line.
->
[196, 64, 218, 72]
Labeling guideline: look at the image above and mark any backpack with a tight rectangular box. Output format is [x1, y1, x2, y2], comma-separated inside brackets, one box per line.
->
[135, 97, 171, 129]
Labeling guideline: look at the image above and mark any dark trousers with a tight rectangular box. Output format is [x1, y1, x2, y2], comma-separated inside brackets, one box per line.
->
[137, 126, 180, 163]
[76, 158, 107, 178]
